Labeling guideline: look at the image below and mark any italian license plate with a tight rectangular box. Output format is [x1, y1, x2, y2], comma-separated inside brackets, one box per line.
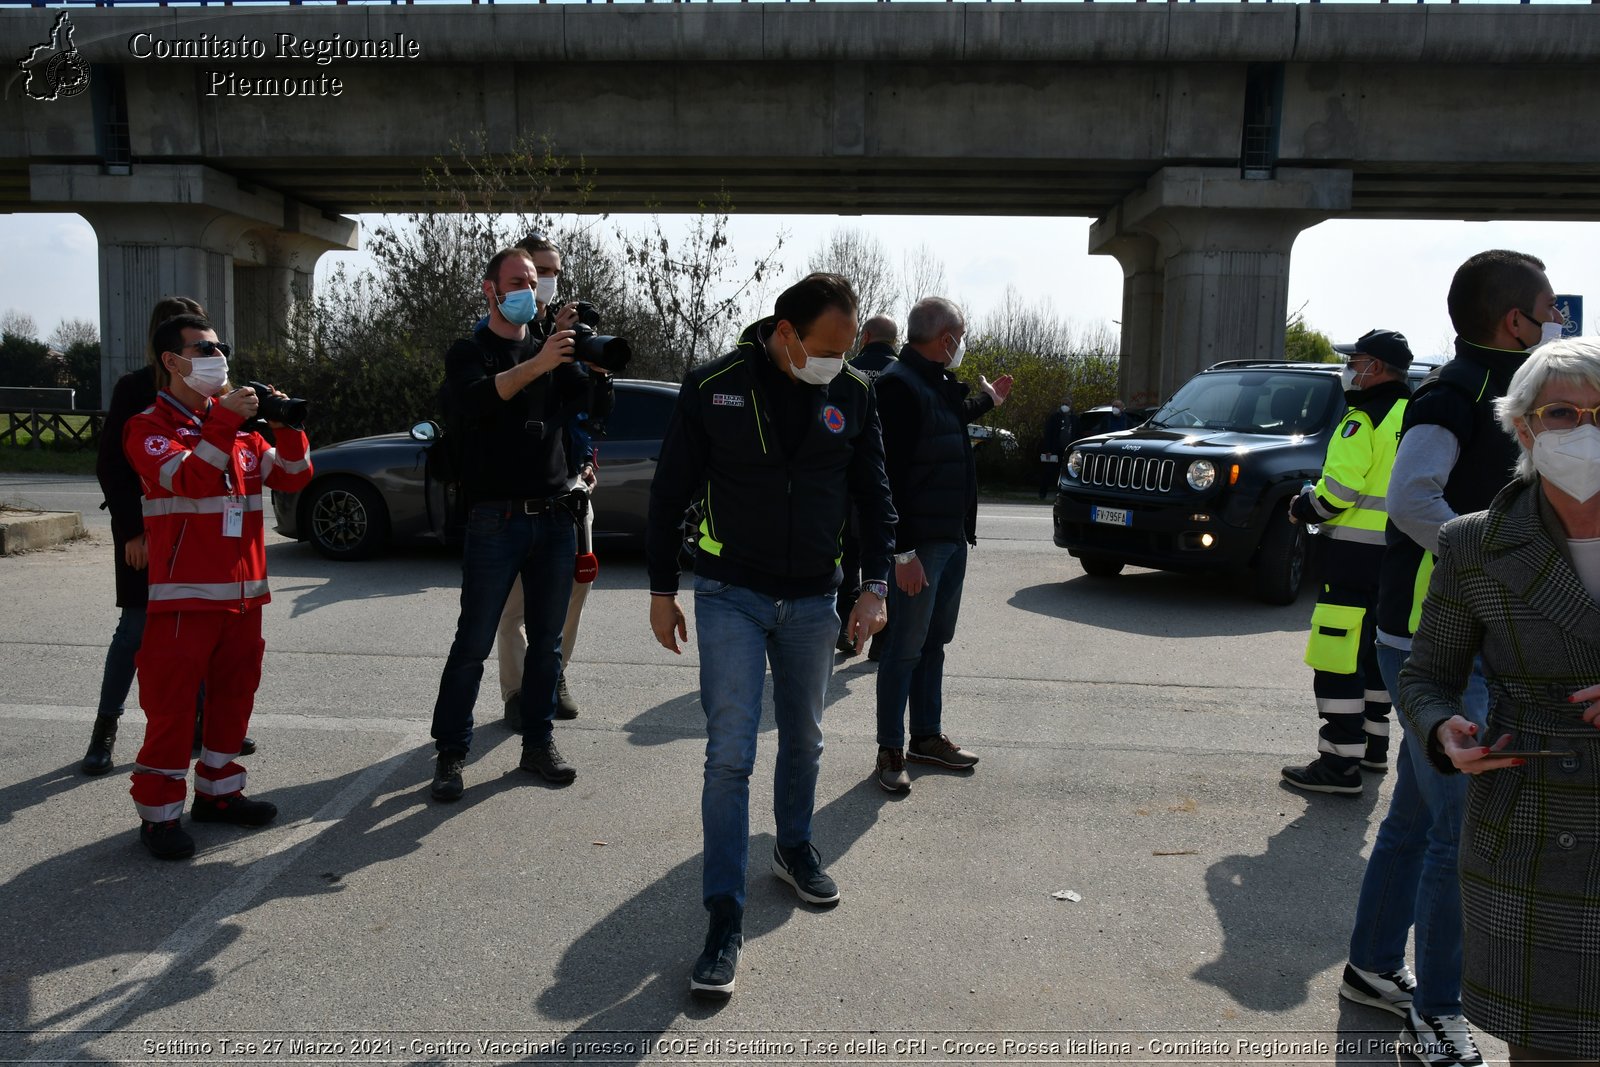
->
[1091, 506, 1131, 527]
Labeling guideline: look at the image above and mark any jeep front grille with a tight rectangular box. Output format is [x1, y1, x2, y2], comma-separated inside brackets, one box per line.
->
[1081, 453, 1175, 493]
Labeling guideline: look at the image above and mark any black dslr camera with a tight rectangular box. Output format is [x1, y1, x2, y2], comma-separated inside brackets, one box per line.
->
[246, 380, 310, 430]
[568, 301, 631, 374]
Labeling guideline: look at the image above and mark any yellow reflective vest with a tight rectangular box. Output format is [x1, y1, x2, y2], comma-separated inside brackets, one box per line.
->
[1311, 395, 1408, 545]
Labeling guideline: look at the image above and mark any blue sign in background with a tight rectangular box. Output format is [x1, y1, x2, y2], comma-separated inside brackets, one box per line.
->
[1556, 294, 1583, 337]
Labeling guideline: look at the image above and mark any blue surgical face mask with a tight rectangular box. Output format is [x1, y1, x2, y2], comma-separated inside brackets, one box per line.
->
[495, 286, 536, 325]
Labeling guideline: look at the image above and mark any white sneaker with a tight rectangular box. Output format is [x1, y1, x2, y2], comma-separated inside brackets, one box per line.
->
[1404, 1006, 1485, 1067]
[1339, 962, 1416, 1017]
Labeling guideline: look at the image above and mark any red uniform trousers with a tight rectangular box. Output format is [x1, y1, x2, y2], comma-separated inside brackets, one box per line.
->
[130, 608, 264, 823]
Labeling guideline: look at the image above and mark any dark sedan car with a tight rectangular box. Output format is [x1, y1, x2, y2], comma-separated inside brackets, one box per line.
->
[273, 378, 681, 560]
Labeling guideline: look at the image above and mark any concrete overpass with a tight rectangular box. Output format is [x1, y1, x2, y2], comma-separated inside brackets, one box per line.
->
[4, 3, 1599, 401]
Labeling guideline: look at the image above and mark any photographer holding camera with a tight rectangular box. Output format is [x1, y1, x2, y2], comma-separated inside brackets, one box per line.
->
[122, 314, 313, 860]
[429, 244, 615, 803]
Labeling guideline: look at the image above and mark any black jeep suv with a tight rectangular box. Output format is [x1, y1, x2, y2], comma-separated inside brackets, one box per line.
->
[1051, 361, 1347, 604]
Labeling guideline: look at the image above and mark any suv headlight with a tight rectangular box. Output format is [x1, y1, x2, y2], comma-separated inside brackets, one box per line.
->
[1187, 459, 1216, 491]
[1065, 450, 1084, 478]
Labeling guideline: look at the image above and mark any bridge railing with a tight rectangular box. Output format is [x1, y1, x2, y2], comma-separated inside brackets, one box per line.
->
[2, 0, 1594, 7]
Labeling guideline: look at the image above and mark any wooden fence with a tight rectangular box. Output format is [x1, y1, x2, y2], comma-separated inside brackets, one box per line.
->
[0, 408, 106, 451]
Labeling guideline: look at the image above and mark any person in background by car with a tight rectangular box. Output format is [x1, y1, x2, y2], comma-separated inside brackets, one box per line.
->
[1281, 328, 1413, 798]
[1103, 400, 1131, 433]
[82, 296, 251, 776]
[838, 315, 899, 655]
[1039, 400, 1076, 499]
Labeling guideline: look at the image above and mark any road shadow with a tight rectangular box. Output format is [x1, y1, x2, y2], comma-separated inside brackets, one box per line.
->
[0, 760, 98, 827]
[0, 737, 530, 1061]
[1193, 785, 1381, 1012]
[1008, 568, 1313, 639]
[531, 780, 894, 1065]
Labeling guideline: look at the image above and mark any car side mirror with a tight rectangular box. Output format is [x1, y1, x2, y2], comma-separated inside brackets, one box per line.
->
[410, 420, 440, 442]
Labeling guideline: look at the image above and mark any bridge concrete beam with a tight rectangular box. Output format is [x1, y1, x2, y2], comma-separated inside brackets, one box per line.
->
[28, 164, 357, 399]
[1091, 167, 1352, 401]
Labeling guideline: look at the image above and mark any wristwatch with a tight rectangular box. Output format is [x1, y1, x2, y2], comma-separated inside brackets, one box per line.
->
[860, 580, 889, 599]
[894, 549, 918, 565]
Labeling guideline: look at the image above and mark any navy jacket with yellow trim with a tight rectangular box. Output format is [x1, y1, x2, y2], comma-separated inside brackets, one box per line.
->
[646, 318, 896, 599]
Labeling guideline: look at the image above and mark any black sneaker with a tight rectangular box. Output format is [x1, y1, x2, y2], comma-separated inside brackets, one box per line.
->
[520, 739, 577, 784]
[503, 692, 523, 734]
[1403, 1006, 1484, 1067]
[1281, 758, 1362, 796]
[140, 819, 195, 860]
[191, 792, 278, 826]
[555, 674, 579, 720]
[81, 715, 118, 776]
[431, 749, 467, 802]
[1338, 962, 1416, 1017]
[1361, 736, 1389, 773]
[689, 898, 743, 999]
[771, 841, 840, 906]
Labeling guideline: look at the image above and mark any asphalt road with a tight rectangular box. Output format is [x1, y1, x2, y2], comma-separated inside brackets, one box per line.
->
[0, 480, 1492, 1066]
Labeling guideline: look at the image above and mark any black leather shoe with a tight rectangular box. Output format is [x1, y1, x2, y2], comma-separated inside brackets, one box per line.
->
[431, 750, 466, 802]
[140, 819, 195, 860]
[81, 716, 118, 776]
[520, 739, 577, 784]
[239, 736, 257, 757]
[191, 793, 278, 826]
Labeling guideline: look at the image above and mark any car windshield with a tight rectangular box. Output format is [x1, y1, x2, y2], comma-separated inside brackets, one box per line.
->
[1148, 371, 1341, 436]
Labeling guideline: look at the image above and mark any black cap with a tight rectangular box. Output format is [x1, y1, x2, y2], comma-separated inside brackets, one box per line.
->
[1334, 328, 1413, 369]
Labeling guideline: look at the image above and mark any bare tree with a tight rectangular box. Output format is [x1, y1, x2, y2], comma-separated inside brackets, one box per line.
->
[899, 244, 949, 315]
[621, 194, 786, 383]
[49, 318, 98, 352]
[1, 310, 39, 341]
[807, 227, 897, 326]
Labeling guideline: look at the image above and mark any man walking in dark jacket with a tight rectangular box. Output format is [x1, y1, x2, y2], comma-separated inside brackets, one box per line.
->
[872, 297, 1012, 793]
[646, 273, 896, 1000]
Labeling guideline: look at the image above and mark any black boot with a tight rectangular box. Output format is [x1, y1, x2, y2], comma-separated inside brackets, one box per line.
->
[81, 716, 118, 776]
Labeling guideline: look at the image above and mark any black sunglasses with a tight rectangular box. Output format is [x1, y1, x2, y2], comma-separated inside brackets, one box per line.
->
[182, 339, 233, 359]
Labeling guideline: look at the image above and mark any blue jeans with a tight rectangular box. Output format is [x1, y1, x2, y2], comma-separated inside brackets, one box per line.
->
[694, 575, 836, 909]
[1348, 641, 1489, 1016]
[431, 504, 575, 754]
[96, 607, 146, 720]
[875, 540, 968, 749]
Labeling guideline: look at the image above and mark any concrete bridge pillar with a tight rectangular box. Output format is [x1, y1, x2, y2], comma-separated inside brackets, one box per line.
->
[29, 164, 358, 401]
[1091, 167, 1352, 402]
[1094, 232, 1165, 409]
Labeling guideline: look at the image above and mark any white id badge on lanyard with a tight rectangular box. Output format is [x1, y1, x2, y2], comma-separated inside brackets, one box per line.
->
[222, 499, 244, 538]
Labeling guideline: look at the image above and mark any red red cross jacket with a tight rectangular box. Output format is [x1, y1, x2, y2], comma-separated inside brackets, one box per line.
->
[123, 390, 313, 614]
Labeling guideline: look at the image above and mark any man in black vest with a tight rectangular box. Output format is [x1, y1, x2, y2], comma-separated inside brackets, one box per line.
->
[1340, 249, 1557, 1063]
[872, 297, 1012, 793]
[646, 273, 896, 1000]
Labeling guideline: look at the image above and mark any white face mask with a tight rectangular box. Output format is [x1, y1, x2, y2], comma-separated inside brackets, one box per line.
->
[1534, 319, 1566, 349]
[535, 275, 558, 307]
[180, 354, 229, 397]
[1531, 423, 1600, 502]
[787, 334, 843, 385]
[946, 335, 966, 370]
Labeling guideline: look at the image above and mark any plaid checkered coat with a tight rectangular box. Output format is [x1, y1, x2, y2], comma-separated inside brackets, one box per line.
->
[1400, 479, 1600, 1056]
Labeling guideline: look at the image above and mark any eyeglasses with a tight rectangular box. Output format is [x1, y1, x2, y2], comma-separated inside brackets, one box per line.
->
[183, 339, 232, 359]
[1528, 402, 1600, 432]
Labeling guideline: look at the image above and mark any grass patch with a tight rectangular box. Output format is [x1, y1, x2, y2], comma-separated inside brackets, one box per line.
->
[0, 447, 98, 476]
